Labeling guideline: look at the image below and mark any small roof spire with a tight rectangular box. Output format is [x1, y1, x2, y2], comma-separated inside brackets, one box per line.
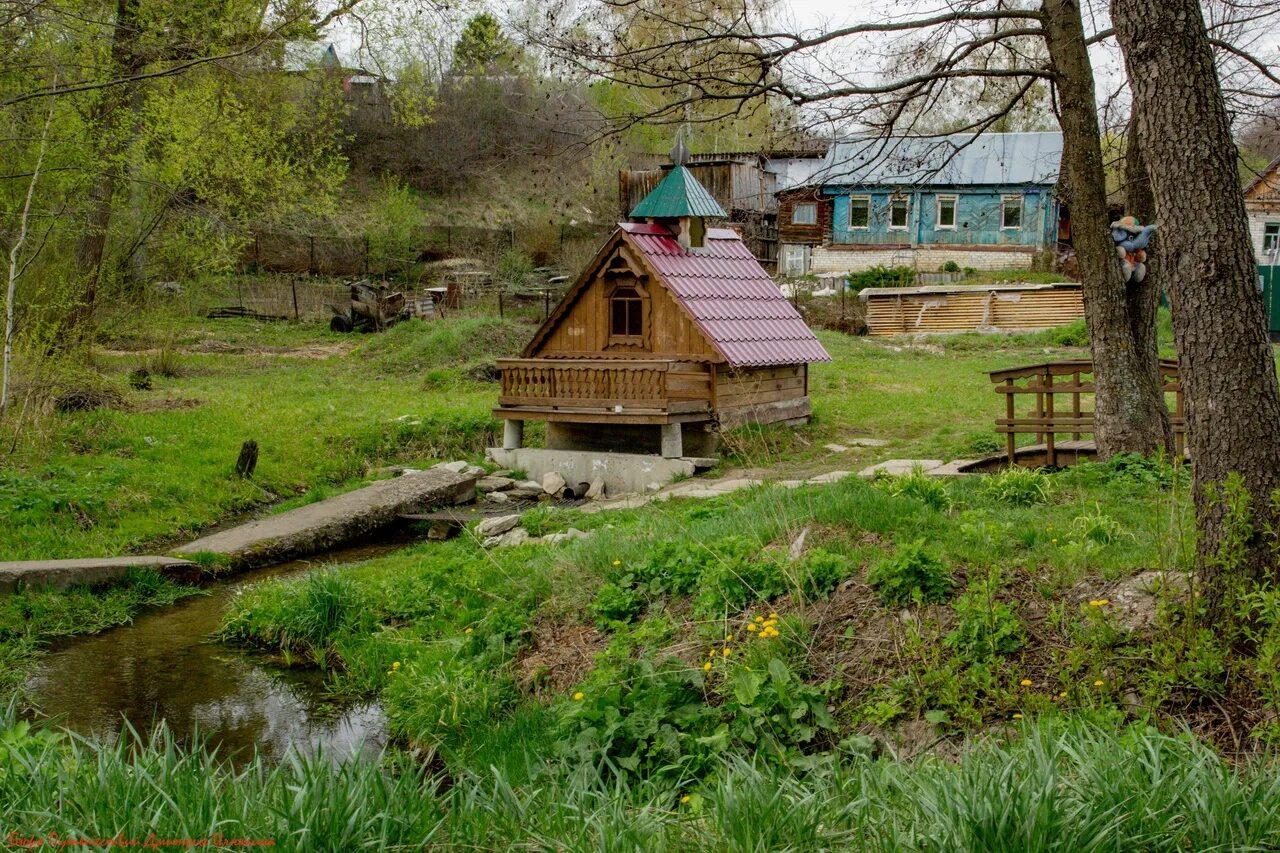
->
[670, 134, 690, 166]
[629, 165, 727, 220]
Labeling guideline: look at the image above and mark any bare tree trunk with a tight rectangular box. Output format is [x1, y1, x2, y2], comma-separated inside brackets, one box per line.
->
[3, 99, 54, 416]
[1041, 0, 1170, 457]
[1121, 119, 1174, 450]
[66, 0, 143, 339]
[1112, 0, 1280, 610]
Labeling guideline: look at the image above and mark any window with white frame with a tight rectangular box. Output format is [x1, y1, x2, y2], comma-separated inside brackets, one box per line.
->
[890, 197, 909, 230]
[1002, 195, 1024, 230]
[1265, 223, 1280, 255]
[849, 196, 870, 229]
[792, 202, 817, 225]
[936, 195, 957, 229]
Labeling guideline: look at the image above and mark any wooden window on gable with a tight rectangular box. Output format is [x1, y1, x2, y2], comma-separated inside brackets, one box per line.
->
[610, 285, 644, 341]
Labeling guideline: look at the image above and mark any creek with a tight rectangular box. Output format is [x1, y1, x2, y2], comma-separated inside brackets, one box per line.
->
[23, 538, 406, 766]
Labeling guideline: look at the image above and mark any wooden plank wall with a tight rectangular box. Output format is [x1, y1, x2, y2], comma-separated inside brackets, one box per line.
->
[864, 286, 1085, 336]
[716, 365, 807, 422]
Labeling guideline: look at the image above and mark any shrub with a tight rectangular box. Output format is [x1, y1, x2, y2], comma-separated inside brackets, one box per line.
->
[966, 432, 1003, 455]
[846, 265, 914, 291]
[868, 540, 953, 607]
[590, 581, 643, 627]
[1070, 506, 1128, 546]
[940, 260, 961, 273]
[792, 548, 852, 601]
[693, 537, 786, 618]
[875, 468, 952, 511]
[1049, 319, 1090, 347]
[945, 569, 1025, 663]
[980, 467, 1053, 505]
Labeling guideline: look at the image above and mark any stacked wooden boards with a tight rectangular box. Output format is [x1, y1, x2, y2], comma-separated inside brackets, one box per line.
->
[859, 282, 1084, 336]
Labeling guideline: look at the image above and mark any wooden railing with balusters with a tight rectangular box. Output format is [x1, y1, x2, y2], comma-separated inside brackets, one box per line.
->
[496, 359, 712, 415]
[990, 359, 1185, 467]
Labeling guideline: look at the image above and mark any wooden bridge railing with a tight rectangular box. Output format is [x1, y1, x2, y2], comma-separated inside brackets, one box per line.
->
[990, 359, 1185, 467]
[496, 358, 712, 414]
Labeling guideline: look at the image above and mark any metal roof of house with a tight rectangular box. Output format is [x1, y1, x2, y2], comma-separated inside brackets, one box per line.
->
[629, 166, 729, 219]
[618, 222, 831, 367]
[815, 131, 1063, 188]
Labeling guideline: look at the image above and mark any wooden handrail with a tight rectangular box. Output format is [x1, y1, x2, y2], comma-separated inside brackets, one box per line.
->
[989, 360, 1185, 466]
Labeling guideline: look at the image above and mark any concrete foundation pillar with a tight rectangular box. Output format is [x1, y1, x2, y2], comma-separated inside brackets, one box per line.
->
[660, 422, 683, 458]
[503, 420, 524, 450]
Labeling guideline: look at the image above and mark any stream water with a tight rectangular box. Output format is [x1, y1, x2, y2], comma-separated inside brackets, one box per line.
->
[23, 539, 408, 766]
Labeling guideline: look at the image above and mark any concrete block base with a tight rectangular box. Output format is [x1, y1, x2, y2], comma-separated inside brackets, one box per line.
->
[486, 447, 697, 496]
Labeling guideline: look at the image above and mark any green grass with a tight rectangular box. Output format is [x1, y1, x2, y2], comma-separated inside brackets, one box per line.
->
[4, 712, 1280, 851]
[1, 315, 535, 560]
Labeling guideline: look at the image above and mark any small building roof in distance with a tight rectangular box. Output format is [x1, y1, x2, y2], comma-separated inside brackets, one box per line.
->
[817, 131, 1064, 188]
[629, 165, 728, 219]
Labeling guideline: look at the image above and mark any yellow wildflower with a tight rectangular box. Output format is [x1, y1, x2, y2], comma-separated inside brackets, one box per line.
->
[1013, 713, 1023, 720]
[722, 647, 732, 656]
[708, 649, 716, 658]
[755, 615, 765, 623]
[612, 560, 622, 567]
[725, 634, 734, 642]
[747, 623, 759, 633]
[573, 691, 585, 701]
[1059, 691, 1068, 698]
[769, 612, 779, 620]
[1093, 680, 1105, 687]
[703, 662, 713, 672]
[1097, 598, 1110, 606]
[392, 661, 401, 670]
[464, 627, 473, 634]
[1020, 679, 1032, 687]
[681, 795, 691, 805]
[1051, 538, 1058, 544]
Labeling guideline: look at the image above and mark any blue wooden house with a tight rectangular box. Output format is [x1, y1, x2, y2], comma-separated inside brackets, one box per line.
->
[776, 132, 1065, 276]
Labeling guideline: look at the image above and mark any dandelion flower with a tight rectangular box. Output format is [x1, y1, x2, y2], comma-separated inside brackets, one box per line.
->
[722, 647, 732, 656]
[755, 615, 765, 623]
[681, 795, 691, 805]
[573, 691, 585, 701]
[1059, 691, 1068, 698]
[703, 662, 712, 672]
[725, 634, 734, 642]
[1013, 713, 1023, 720]
[464, 627, 473, 634]
[708, 649, 716, 658]
[1020, 679, 1032, 687]
[769, 612, 779, 620]
[1051, 538, 1058, 544]
[392, 661, 401, 670]
[1097, 598, 1109, 606]
[1093, 679, 1105, 687]
[747, 623, 759, 633]
[612, 560, 622, 567]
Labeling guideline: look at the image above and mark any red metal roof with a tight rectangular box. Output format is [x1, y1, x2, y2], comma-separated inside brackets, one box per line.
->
[619, 222, 831, 367]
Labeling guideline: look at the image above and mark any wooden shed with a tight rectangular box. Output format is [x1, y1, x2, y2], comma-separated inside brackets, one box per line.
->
[859, 282, 1085, 336]
[496, 164, 830, 458]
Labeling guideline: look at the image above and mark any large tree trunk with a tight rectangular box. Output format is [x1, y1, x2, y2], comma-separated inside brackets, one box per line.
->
[1112, 0, 1280, 612]
[1041, 0, 1170, 456]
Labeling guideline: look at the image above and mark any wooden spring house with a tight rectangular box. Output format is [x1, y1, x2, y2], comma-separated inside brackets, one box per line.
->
[495, 163, 830, 458]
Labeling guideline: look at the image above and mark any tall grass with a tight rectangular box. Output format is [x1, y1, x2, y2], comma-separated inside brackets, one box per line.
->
[5, 715, 1279, 851]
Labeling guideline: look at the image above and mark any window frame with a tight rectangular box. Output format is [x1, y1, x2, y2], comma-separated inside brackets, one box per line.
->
[848, 195, 871, 230]
[936, 195, 958, 230]
[791, 202, 817, 226]
[1264, 222, 1280, 255]
[1001, 194, 1025, 231]
[889, 196, 910, 231]
[607, 280, 646, 346]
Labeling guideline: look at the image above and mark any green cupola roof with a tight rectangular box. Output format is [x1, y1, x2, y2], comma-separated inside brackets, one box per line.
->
[629, 165, 727, 220]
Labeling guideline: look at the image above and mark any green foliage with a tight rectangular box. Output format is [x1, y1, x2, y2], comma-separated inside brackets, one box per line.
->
[945, 570, 1025, 664]
[590, 581, 644, 627]
[874, 468, 952, 511]
[980, 467, 1053, 505]
[1070, 505, 1128, 546]
[631, 540, 712, 597]
[1075, 452, 1184, 489]
[361, 316, 530, 373]
[453, 13, 523, 74]
[868, 540, 953, 607]
[1048, 319, 1090, 347]
[365, 179, 425, 278]
[940, 260, 961, 273]
[846, 265, 915, 291]
[792, 548, 853, 601]
[693, 537, 786, 618]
